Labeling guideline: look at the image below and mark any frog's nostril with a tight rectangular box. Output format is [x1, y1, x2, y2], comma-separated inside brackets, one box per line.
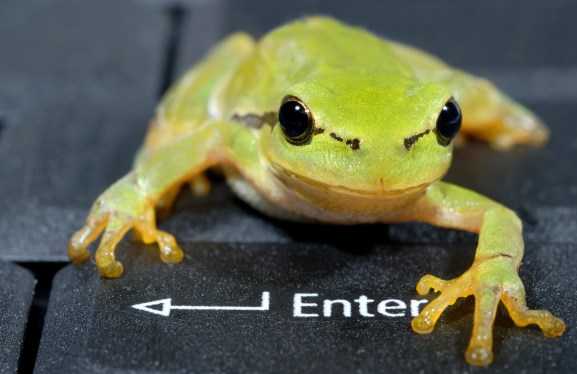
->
[346, 138, 361, 150]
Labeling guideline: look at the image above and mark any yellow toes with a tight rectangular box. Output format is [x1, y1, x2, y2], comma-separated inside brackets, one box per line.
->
[466, 290, 501, 366]
[412, 283, 469, 334]
[68, 228, 91, 264]
[413, 259, 565, 366]
[416, 274, 450, 295]
[542, 316, 566, 337]
[160, 243, 184, 264]
[189, 174, 211, 196]
[97, 260, 124, 279]
[94, 218, 130, 278]
[135, 224, 185, 264]
[502, 293, 566, 338]
[411, 313, 436, 334]
[412, 273, 470, 334]
[68, 216, 108, 264]
[68, 244, 91, 264]
[465, 345, 493, 366]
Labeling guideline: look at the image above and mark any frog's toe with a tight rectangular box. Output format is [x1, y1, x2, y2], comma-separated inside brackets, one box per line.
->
[489, 110, 549, 150]
[189, 173, 211, 196]
[412, 274, 471, 334]
[94, 218, 131, 279]
[68, 214, 108, 264]
[502, 291, 566, 338]
[466, 286, 502, 366]
[68, 236, 91, 264]
[157, 231, 184, 264]
[135, 223, 184, 264]
[97, 259, 124, 279]
[526, 120, 549, 146]
[466, 345, 493, 366]
[416, 274, 451, 294]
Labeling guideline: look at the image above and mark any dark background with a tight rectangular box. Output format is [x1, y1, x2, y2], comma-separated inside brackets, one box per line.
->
[0, 0, 575, 372]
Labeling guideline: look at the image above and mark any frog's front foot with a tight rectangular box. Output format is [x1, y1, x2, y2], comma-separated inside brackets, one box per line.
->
[482, 99, 549, 150]
[411, 256, 565, 366]
[68, 174, 184, 278]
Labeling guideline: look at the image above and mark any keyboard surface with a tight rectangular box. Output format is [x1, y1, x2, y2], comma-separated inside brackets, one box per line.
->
[1, 0, 576, 372]
[0, 261, 35, 373]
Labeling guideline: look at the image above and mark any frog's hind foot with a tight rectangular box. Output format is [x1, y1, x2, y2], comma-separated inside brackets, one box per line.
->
[467, 96, 550, 150]
[472, 114, 549, 150]
[411, 257, 565, 366]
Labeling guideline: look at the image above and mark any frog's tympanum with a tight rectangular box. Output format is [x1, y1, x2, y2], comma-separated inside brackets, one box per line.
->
[69, 18, 564, 365]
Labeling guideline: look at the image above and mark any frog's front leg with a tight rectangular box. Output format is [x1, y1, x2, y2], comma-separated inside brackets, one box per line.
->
[405, 182, 565, 365]
[68, 122, 237, 278]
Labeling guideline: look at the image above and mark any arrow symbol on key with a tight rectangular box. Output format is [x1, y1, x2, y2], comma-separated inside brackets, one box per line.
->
[131, 291, 270, 316]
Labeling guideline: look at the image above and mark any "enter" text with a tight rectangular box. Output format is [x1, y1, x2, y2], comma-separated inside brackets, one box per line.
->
[293, 293, 428, 318]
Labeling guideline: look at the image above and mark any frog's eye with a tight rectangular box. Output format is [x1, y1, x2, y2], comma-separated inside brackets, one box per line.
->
[278, 96, 314, 145]
[435, 98, 462, 146]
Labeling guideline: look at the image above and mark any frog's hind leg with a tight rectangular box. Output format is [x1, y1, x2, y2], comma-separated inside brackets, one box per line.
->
[389, 42, 548, 149]
[450, 77, 549, 149]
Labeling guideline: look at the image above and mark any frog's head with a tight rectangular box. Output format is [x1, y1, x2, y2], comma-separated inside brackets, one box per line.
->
[261, 76, 461, 207]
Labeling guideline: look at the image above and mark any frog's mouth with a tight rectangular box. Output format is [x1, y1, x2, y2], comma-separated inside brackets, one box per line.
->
[268, 162, 436, 216]
[269, 163, 433, 198]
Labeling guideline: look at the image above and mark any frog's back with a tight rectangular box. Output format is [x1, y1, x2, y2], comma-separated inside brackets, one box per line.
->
[138, 32, 255, 161]
[258, 17, 413, 84]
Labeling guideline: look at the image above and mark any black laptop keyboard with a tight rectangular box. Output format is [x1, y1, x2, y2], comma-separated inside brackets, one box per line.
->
[1, 0, 576, 372]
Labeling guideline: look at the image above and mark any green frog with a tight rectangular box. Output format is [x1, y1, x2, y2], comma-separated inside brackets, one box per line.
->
[68, 17, 564, 365]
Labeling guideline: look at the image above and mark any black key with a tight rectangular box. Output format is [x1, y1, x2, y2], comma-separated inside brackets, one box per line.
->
[0, 0, 167, 262]
[35, 241, 574, 372]
[0, 261, 35, 372]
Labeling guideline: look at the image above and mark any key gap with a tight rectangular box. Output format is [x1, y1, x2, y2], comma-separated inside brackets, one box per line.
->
[158, 5, 187, 97]
[16, 262, 67, 374]
[0, 117, 5, 140]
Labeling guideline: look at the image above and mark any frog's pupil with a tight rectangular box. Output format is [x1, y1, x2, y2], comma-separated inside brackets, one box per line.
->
[278, 100, 312, 144]
[435, 99, 462, 146]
